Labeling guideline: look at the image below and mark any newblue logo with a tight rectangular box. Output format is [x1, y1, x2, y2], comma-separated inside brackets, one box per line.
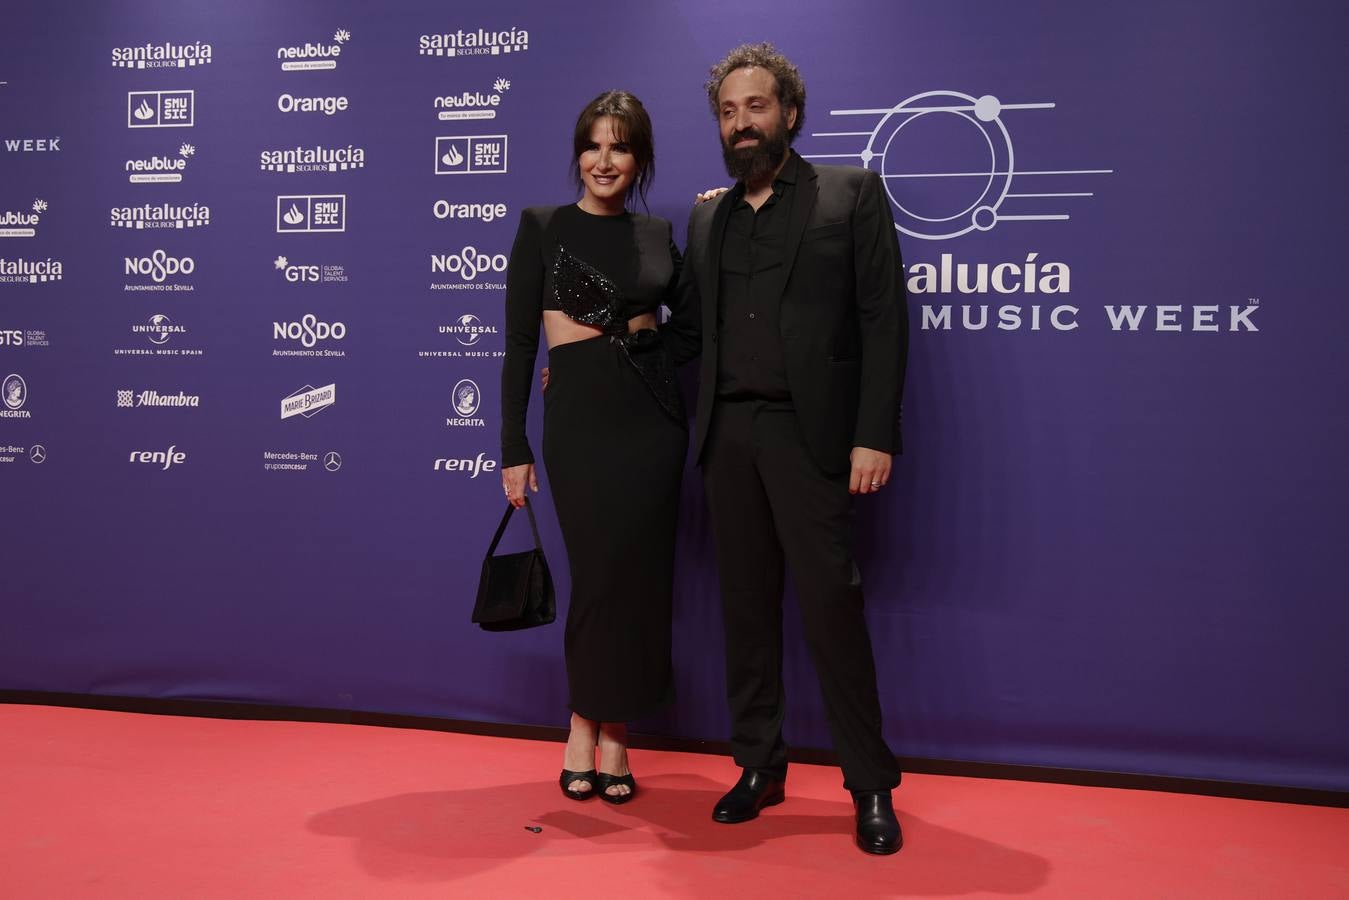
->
[126, 143, 195, 184]
[434, 77, 510, 120]
[278, 29, 350, 71]
[0, 199, 46, 238]
[434, 135, 507, 175]
[277, 195, 346, 233]
[128, 90, 194, 128]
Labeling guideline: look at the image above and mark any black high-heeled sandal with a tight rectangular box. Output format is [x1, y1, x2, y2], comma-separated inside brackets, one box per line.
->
[595, 772, 638, 805]
[559, 769, 598, 801]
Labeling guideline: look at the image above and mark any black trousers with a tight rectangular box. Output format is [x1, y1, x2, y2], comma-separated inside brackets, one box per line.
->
[702, 399, 900, 793]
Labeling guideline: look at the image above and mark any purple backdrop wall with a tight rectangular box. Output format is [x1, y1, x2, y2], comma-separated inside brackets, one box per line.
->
[3, 0, 1346, 791]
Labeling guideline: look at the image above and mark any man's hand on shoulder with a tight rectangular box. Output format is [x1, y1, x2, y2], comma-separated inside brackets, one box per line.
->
[849, 447, 892, 495]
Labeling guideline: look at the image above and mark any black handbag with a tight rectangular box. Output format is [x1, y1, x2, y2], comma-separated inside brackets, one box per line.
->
[471, 499, 556, 631]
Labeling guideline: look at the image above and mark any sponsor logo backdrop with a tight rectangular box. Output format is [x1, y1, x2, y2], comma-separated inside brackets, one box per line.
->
[2, 1, 1346, 790]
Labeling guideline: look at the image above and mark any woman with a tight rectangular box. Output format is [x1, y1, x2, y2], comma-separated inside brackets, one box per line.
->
[499, 91, 697, 803]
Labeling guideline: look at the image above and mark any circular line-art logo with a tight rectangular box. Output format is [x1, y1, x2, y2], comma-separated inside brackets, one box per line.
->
[30, 444, 47, 464]
[455, 313, 484, 346]
[860, 91, 1013, 241]
[3, 373, 27, 409]
[324, 450, 342, 472]
[452, 379, 480, 417]
[147, 313, 175, 344]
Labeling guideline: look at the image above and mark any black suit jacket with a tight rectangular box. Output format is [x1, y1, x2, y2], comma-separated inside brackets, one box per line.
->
[670, 153, 908, 475]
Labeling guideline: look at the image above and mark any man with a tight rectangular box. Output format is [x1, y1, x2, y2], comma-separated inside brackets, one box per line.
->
[674, 42, 908, 855]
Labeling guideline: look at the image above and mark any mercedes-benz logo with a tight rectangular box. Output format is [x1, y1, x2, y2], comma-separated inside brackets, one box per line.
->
[324, 450, 342, 472]
[29, 444, 46, 464]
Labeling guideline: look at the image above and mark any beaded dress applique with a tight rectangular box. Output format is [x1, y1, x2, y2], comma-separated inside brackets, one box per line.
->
[552, 244, 684, 423]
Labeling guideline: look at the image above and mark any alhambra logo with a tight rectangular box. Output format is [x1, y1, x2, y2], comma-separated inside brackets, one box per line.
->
[278, 28, 350, 71]
[435, 78, 510, 121]
[127, 90, 194, 128]
[418, 27, 529, 58]
[117, 389, 200, 408]
[110, 202, 210, 230]
[0, 257, 63, 283]
[112, 41, 213, 69]
[260, 144, 365, 174]
[126, 144, 195, 184]
[0, 199, 47, 239]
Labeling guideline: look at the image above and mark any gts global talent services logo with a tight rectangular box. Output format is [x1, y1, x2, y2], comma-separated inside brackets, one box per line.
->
[273, 255, 348, 284]
[277, 195, 346, 233]
[419, 27, 529, 58]
[0, 199, 47, 239]
[112, 40, 213, 69]
[126, 143, 195, 184]
[434, 77, 510, 121]
[128, 90, 194, 128]
[260, 143, 365, 174]
[278, 28, 351, 71]
[110, 202, 210, 230]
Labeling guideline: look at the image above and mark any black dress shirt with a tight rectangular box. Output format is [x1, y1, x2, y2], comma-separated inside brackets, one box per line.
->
[716, 153, 799, 401]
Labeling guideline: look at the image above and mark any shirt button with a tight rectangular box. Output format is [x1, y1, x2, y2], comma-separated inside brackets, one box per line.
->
[749, 313, 756, 320]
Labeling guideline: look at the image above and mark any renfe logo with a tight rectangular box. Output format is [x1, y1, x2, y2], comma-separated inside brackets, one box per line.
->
[277, 195, 346, 233]
[433, 451, 497, 477]
[434, 135, 507, 174]
[127, 90, 195, 128]
[130, 445, 186, 470]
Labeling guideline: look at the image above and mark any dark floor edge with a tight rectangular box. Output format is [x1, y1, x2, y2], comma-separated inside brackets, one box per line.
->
[4, 690, 1344, 808]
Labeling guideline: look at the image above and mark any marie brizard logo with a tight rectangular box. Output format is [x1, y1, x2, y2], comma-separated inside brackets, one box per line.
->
[128, 90, 195, 128]
[281, 383, 336, 419]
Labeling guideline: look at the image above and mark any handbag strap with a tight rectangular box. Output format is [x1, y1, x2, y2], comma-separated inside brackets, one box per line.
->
[485, 498, 544, 557]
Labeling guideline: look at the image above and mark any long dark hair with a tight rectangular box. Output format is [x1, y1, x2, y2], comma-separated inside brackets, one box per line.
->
[570, 90, 655, 209]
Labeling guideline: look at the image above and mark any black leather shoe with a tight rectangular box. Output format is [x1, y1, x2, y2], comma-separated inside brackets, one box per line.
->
[712, 769, 786, 823]
[853, 791, 902, 855]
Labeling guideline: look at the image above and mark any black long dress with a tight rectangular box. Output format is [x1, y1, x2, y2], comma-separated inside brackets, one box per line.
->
[501, 204, 697, 722]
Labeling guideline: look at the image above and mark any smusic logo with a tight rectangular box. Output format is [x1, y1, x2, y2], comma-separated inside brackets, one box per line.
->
[112, 41, 213, 69]
[128, 90, 195, 128]
[260, 143, 365, 173]
[277, 28, 350, 71]
[0, 199, 46, 239]
[419, 27, 529, 58]
[126, 143, 195, 184]
[277, 195, 346, 233]
[434, 135, 507, 175]
[110, 202, 210, 230]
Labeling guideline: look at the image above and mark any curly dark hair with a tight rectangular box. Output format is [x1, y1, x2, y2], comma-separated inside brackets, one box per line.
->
[704, 42, 806, 141]
[570, 90, 655, 208]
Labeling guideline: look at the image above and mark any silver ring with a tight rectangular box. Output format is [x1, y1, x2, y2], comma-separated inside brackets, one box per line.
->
[870, 481, 882, 488]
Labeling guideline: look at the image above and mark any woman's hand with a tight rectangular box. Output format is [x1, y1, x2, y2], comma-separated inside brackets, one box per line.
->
[502, 463, 538, 508]
[540, 367, 550, 391]
[694, 186, 730, 205]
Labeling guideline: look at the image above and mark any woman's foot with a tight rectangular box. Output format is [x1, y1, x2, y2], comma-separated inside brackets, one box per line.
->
[597, 722, 633, 800]
[562, 713, 599, 796]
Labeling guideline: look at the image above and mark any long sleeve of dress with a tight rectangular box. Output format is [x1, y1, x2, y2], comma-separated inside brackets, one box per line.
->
[500, 209, 543, 467]
[659, 224, 701, 367]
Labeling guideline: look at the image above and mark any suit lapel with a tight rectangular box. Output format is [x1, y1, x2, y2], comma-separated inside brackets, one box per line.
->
[702, 191, 734, 330]
[775, 157, 819, 302]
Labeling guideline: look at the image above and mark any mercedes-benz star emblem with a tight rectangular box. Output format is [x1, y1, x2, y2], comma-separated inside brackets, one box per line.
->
[324, 451, 342, 472]
[29, 444, 47, 464]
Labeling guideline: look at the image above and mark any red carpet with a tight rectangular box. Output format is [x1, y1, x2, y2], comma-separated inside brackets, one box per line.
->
[1, 704, 1345, 898]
